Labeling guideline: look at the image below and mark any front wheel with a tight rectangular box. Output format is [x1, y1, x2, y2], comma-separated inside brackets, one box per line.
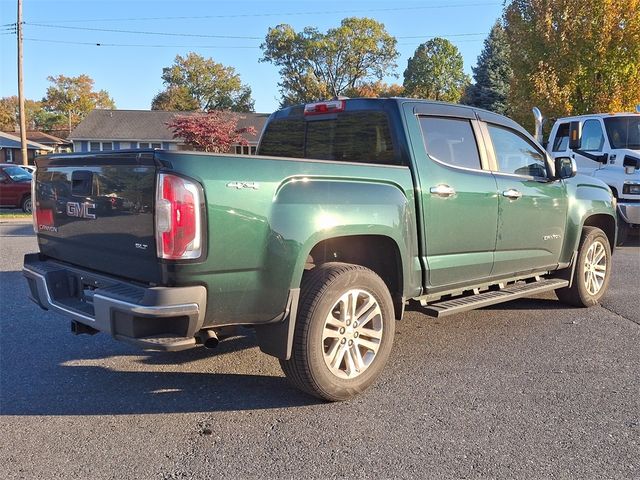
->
[556, 227, 611, 307]
[280, 263, 395, 401]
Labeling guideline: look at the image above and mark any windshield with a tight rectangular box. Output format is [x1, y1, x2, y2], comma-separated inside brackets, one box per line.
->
[604, 116, 640, 150]
[2, 166, 32, 182]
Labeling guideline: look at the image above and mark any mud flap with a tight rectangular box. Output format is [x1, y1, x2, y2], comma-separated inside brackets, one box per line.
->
[254, 288, 300, 360]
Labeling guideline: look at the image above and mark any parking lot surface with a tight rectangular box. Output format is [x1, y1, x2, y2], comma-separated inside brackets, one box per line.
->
[1, 221, 638, 479]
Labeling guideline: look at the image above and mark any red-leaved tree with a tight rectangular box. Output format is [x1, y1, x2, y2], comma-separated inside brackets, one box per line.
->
[166, 111, 256, 153]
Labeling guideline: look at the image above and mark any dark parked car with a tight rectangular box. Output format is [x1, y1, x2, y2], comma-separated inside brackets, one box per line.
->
[0, 164, 32, 213]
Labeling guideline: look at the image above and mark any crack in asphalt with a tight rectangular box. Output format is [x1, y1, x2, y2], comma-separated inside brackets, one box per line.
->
[600, 304, 640, 327]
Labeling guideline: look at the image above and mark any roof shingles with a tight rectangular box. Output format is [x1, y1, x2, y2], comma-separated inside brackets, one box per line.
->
[69, 109, 269, 143]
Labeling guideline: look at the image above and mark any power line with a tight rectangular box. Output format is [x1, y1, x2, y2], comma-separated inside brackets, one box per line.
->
[23, 38, 261, 48]
[28, 3, 502, 23]
[398, 32, 486, 38]
[25, 23, 263, 40]
[21, 34, 487, 49]
[24, 23, 489, 41]
[21, 23, 488, 43]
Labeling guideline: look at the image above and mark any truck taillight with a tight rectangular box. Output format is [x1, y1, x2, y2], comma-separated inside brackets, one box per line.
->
[31, 175, 37, 233]
[155, 173, 203, 260]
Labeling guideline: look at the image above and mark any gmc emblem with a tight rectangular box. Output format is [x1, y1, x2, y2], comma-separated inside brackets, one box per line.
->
[66, 201, 96, 219]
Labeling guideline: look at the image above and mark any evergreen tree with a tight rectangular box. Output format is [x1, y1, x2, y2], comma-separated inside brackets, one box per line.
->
[463, 21, 512, 115]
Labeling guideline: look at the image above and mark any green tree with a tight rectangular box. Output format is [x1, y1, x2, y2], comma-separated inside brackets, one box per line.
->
[463, 21, 512, 115]
[0, 97, 18, 130]
[42, 74, 115, 130]
[0, 96, 65, 131]
[343, 81, 404, 98]
[504, 0, 640, 127]
[152, 53, 254, 112]
[403, 38, 470, 102]
[261, 17, 399, 106]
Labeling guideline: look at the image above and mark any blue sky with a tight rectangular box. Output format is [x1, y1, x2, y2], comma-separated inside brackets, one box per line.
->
[0, 0, 503, 113]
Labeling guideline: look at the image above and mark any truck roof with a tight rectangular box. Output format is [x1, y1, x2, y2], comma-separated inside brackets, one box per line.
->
[272, 97, 532, 141]
[553, 112, 640, 122]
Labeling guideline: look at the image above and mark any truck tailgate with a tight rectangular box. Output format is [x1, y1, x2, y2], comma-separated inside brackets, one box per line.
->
[34, 152, 161, 284]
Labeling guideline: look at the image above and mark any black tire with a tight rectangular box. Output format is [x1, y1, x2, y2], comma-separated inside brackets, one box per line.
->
[21, 195, 32, 214]
[556, 227, 612, 307]
[280, 262, 395, 402]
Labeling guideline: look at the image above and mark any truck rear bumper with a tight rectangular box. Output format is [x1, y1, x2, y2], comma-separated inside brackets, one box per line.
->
[617, 201, 640, 225]
[23, 253, 207, 351]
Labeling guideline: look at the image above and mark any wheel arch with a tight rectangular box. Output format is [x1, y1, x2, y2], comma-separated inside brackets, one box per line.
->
[306, 234, 405, 320]
[583, 213, 616, 252]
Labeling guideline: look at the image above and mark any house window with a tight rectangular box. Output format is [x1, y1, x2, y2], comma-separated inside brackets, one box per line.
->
[6, 149, 13, 162]
[233, 145, 256, 155]
[89, 141, 115, 152]
[138, 142, 162, 149]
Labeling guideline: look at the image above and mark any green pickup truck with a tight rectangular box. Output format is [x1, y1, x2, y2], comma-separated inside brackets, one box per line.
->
[24, 98, 616, 401]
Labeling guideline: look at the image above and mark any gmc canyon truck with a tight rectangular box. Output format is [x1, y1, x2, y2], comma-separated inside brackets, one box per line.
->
[24, 99, 617, 401]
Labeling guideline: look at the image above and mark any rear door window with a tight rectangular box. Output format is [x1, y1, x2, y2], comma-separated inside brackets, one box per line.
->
[418, 117, 481, 170]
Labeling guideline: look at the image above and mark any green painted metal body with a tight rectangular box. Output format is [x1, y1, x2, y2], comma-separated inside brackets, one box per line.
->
[156, 99, 616, 329]
[156, 151, 420, 326]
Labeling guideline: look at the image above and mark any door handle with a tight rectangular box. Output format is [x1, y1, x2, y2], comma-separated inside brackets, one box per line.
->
[502, 189, 523, 200]
[430, 184, 456, 197]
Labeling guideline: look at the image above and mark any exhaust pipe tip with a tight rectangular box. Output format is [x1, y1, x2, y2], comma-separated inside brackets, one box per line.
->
[532, 107, 545, 145]
[198, 329, 219, 349]
[71, 321, 98, 336]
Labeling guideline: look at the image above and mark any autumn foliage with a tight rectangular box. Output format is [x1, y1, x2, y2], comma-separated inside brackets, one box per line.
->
[166, 112, 256, 153]
[504, 0, 640, 127]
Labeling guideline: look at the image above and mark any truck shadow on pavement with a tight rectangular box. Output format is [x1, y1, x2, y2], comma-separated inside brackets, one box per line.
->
[0, 271, 320, 416]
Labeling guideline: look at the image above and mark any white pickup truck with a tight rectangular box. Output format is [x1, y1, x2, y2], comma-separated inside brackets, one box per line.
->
[538, 111, 640, 243]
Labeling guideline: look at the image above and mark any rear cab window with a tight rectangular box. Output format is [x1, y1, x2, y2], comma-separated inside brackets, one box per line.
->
[258, 107, 398, 165]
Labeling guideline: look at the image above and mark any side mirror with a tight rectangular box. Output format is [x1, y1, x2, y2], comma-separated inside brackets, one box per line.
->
[555, 156, 577, 180]
[568, 121, 582, 150]
[623, 155, 640, 174]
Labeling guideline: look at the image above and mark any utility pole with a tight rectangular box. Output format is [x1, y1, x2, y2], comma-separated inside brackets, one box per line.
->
[17, 0, 28, 166]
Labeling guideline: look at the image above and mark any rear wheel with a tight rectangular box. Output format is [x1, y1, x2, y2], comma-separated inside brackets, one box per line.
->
[21, 195, 32, 213]
[556, 227, 611, 307]
[280, 262, 395, 401]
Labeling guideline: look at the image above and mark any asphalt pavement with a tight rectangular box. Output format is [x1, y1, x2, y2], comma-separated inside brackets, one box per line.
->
[1, 220, 638, 479]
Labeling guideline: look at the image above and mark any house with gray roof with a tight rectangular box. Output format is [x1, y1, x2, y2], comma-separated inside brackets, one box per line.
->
[0, 131, 54, 164]
[69, 109, 269, 154]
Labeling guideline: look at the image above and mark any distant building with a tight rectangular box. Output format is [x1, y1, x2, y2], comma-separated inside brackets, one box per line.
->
[69, 109, 269, 154]
[22, 131, 71, 153]
[0, 131, 54, 164]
